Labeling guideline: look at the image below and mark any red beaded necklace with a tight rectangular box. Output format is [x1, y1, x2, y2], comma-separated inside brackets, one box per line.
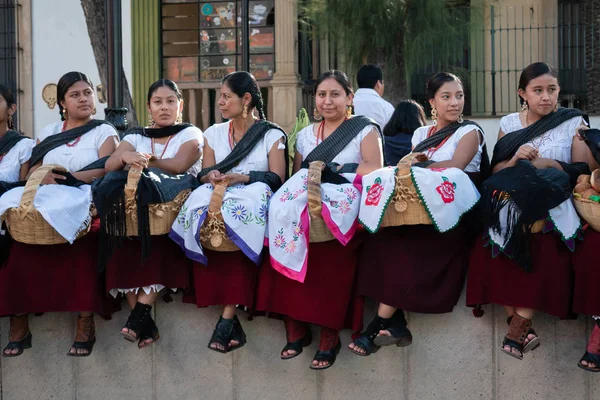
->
[62, 120, 81, 147]
[425, 126, 451, 157]
[151, 135, 173, 159]
[316, 117, 348, 145]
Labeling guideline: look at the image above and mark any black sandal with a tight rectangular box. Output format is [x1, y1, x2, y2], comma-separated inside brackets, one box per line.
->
[281, 330, 312, 360]
[67, 315, 96, 357]
[207, 316, 235, 354]
[121, 302, 152, 343]
[372, 310, 413, 348]
[227, 315, 247, 353]
[578, 352, 600, 372]
[309, 341, 341, 371]
[138, 313, 160, 349]
[2, 315, 32, 358]
[350, 316, 383, 356]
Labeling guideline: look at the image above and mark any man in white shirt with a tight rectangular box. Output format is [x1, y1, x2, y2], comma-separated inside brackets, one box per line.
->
[353, 64, 395, 129]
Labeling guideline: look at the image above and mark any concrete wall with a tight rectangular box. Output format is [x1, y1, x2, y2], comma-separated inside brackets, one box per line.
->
[0, 294, 598, 400]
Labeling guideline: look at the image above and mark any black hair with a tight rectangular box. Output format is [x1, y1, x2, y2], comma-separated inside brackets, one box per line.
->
[147, 78, 183, 103]
[314, 70, 353, 96]
[221, 71, 266, 119]
[57, 71, 94, 121]
[356, 64, 383, 89]
[518, 62, 559, 105]
[426, 72, 463, 100]
[0, 85, 16, 130]
[383, 100, 426, 137]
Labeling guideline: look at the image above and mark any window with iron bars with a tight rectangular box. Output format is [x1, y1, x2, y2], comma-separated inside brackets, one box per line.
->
[0, 0, 17, 123]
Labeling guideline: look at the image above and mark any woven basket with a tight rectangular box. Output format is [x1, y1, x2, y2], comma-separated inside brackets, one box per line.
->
[307, 161, 336, 243]
[574, 197, 600, 231]
[199, 178, 240, 252]
[380, 153, 432, 228]
[5, 164, 91, 245]
[124, 167, 191, 236]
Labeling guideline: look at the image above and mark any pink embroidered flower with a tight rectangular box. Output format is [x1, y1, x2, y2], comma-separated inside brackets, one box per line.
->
[365, 177, 384, 206]
[285, 240, 297, 253]
[293, 223, 304, 235]
[293, 189, 304, 199]
[273, 234, 287, 249]
[436, 176, 457, 204]
[431, 168, 448, 173]
[339, 200, 351, 214]
[344, 188, 358, 201]
[279, 189, 291, 202]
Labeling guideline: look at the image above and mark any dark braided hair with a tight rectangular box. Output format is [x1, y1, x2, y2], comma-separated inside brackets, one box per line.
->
[57, 71, 94, 121]
[0, 85, 16, 130]
[221, 71, 266, 119]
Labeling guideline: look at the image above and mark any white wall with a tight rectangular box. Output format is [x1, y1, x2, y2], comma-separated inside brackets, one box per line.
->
[31, 0, 132, 138]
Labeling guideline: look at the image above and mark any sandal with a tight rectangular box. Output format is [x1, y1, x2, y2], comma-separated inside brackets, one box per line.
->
[138, 313, 160, 349]
[281, 317, 311, 360]
[372, 310, 413, 348]
[207, 316, 235, 354]
[2, 315, 32, 358]
[67, 315, 96, 357]
[309, 328, 340, 370]
[121, 302, 152, 343]
[350, 316, 383, 356]
[227, 315, 247, 353]
[500, 313, 531, 360]
[578, 322, 600, 372]
[507, 315, 540, 353]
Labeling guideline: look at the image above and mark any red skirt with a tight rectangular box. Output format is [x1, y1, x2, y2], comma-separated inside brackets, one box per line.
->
[357, 224, 470, 313]
[183, 249, 260, 308]
[255, 237, 364, 332]
[572, 229, 600, 315]
[466, 232, 575, 319]
[105, 235, 191, 292]
[0, 232, 116, 316]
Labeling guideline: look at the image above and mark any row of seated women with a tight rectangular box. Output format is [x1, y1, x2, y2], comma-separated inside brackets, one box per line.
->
[0, 61, 599, 373]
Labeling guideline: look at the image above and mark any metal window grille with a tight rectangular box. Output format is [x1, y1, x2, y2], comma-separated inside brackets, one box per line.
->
[0, 0, 17, 96]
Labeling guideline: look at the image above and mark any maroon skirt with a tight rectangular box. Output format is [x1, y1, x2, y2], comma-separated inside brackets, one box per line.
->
[466, 232, 574, 319]
[255, 237, 364, 332]
[357, 224, 470, 314]
[183, 249, 260, 308]
[105, 235, 191, 292]
[572, 229, 600, 315]
[0, 232, 116, 316]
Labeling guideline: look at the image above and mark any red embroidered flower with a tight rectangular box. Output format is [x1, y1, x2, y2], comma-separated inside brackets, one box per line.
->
[431, 168, 448, 172]
[436, 176, 457, 204]
[365, 177, 384, 206]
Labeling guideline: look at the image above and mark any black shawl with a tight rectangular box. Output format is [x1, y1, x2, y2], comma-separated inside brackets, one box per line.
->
[198, 120, 288, 191]
[0, 130, 28, 157]
[121, 123, 194, 139]
[30, 119, 112, 166]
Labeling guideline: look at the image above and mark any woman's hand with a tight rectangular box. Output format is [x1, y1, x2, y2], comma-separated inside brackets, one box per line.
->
[222, 173, 249, 186]
[41, 171, 67, 185]
[207, 170, 225, 187]
[512, 145, 539, 162]
[121, 151, 150, 168]
[576, 125, 590, 141]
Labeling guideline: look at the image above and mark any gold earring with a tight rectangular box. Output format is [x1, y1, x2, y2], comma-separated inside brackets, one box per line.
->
[346, 105, 353, 118]
[313, 108, 322, 121]
[176, 114, 183, 124]
[458, 114, 464, 124]
[147, 112, 154, 127]
[555, 102, 559, 111]
[7, 114, 13, 129]
[91, 108, 97, 116]
[242, 104, 248, 119]
[431, 108, 438, 126]
[521, 101, 528, 112]
[62, 109, 69, 120]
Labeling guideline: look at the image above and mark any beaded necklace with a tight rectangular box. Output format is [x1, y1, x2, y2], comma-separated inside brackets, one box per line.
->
[151, 135, 173, 159]
[62, 120, 82, 147]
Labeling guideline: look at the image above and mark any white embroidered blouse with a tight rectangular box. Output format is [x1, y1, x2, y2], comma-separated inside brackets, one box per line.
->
[0, 137, 35, 182]
[295, 123, 377, 163]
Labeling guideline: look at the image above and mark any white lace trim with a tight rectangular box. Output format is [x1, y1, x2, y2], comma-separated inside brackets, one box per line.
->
[109, 284, 176, 299]
[593, 315, 600, 320]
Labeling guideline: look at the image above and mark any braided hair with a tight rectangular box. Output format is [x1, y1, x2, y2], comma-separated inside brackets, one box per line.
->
[0, 85, 16, 130]
[221, 71, 266, 120]
[57, 71, 94, 121]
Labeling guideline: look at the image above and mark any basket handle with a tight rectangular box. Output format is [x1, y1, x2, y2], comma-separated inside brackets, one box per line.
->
[396, 153, 429, 177]
[18, 164, 67, 218]
[208, 178, 229, 214]
[307, 161, 324, 218]
[124, 166, 143, 203]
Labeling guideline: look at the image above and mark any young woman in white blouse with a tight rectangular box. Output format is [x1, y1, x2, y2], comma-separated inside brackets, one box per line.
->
[0, 72, 119, 357]
[103, 79, 203, 349]
[351, 72, 485, 356]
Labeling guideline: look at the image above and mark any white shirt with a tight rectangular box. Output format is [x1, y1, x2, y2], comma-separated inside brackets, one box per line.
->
[0, 137, 35, 182]
[412, 124, 484, 173]
[38, 122, 119, 171]
[296, 123, 377, 164]
[353, 88, 395, 129]
[123, 126, 204, 176]
[499, 113, 585, 164]
[204, 121, 284, 174]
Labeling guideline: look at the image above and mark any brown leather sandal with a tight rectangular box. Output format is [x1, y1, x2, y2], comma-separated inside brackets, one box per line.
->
[2, 315, 32, 357]
[500, 313, 531, 360]
[67, 315, 96, 357]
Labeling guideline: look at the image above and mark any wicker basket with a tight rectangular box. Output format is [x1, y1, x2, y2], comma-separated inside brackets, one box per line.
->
[199, 178, 240, 252]
[380, 153, 432, 228]
[307, 161, 336, 243]
[5, 164, 91, 245]
[574, 197, 600, 232]
[124, 166, 191, 236]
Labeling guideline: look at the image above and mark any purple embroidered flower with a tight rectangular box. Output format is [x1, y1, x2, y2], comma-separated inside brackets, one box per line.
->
[259, 203, 268, 220]
[231, 205, 247, 220]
